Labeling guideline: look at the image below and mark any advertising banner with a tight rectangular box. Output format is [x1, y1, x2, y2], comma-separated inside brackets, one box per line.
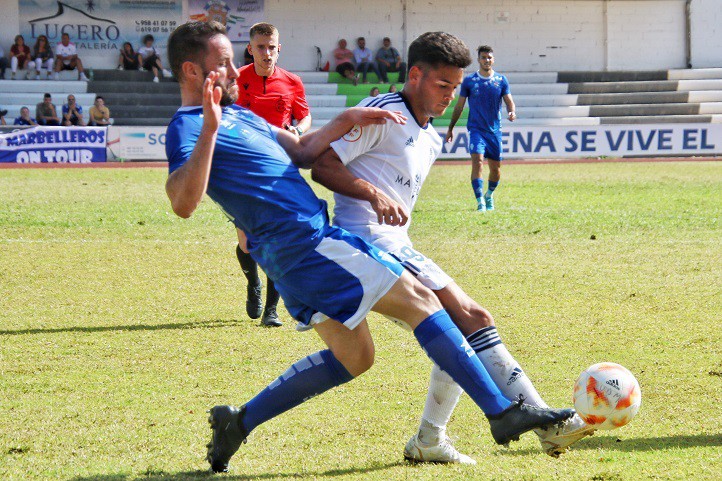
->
[188, 0, 265, 43]
[108, 126, 167, 160]
[19, 0, 183, 69]
[440, 124, 722, 159]
[0, 126, 107, 163]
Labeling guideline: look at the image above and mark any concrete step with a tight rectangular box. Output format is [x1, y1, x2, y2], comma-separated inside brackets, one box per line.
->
[506, 94, 578, 107]
[668, 68, 722, 80]
[688, 90, 722, 102]
[677, 79, 722, 91]
[501, 72, 559, 84]
[92, 69, 171, 82]
[307, 95, 346, 107]
[558, 70, 668, 82]
[599, 115, 713, 124]
[589, 103, 700, 117]
[98, 93, 180, 106]
[568, 81, 679, 94]
[2, 70, 83, 81]
[304, 84, 338, 95]
[88, 80, 178, 94]
[0, 79, 88, 93]
[510, 84, 569, 95]
[699, 102, 722, 114]
[112, 117, 170, 126]
[298, 71, 333, 83]
[109, 105, 178, 117]
[1, 93, 97, 106]
[576, 92, 689, 105]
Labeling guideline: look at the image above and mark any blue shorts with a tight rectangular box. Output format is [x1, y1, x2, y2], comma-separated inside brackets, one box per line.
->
[274, 226, 404, 331]
[469, 130, 503, 160]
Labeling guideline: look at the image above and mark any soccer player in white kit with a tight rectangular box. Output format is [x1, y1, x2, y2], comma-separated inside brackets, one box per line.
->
[312, 32, 595, 462]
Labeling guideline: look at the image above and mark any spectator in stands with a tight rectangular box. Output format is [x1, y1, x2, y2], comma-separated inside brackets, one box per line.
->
[32, 35, 54, 80]
[36, 93, 60, 126]
[0, 46, 8, 79]
[14, 106, 37, 126]
[10, 35, 34, 80]
[88, 96, 111, 126]
[54, 33, 89, 81]
[333, 39, 357, 86]
[376, 37, 407, 84]
[62, 94, 85, 126]
[243, 46, 253, 65]
[118, 42, 140, 70]
[0, 108, 8, 125]
[137, 34, 172, 83]
[353, 36, 381, 84]
[388, 83, 397, 93]
[369, 86, 380, 97]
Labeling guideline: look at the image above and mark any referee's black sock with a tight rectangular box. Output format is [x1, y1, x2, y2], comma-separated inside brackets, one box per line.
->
[265, 279, 280, 310]
[236, 244, 260, 286]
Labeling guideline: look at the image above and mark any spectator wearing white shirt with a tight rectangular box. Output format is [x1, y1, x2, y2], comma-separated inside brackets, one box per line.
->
[136, 34, 171, 83]
[352, 37, 381, 84]
[53, 33, 88, 81]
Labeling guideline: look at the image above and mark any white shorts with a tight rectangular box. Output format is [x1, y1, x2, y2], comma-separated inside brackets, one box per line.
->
[372, 236, 452, 291]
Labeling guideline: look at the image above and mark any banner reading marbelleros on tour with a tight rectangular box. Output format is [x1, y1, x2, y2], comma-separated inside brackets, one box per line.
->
[0, 126, 107, 163]
[19, 0, 182, 69]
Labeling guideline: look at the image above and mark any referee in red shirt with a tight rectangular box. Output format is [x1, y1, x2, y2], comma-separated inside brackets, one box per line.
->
[235, 22, 312, 327]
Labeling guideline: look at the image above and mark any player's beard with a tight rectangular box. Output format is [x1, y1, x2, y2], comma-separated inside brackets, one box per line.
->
[204, 70, 239, 106]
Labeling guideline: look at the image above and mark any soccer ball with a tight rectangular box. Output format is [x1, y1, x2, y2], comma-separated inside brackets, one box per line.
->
[573, 362, 641, 430]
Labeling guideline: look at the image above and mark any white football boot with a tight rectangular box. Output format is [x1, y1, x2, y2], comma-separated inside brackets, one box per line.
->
[537, 413, 596, 458]
[403, 434, 477, 465]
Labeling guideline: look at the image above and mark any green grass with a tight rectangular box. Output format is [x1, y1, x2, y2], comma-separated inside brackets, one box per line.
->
[1, 162, 720, 480]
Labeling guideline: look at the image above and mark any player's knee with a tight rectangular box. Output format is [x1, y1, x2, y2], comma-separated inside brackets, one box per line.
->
[338, 342, 375, 377]
[469, 304, 495, 327]
[414, 282, 443, 314]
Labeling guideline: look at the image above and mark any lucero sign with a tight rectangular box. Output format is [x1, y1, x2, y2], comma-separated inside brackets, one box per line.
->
[440, 124, 721, 159]
[0, 126, 107, 163]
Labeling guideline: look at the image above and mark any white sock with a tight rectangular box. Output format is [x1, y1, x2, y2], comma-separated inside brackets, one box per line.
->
[467, 326, 548, 408]
[417, 363, 463, 445]
[467, 326, 553, 438]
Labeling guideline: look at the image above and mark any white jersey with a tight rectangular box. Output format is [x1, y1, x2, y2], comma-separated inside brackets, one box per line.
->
[329, 92, 442, 249]
[55, 42, 77, 62]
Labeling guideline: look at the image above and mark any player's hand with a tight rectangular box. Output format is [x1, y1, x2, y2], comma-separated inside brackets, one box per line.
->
[508, 111, 516, 122]
[445, 129, 454, 143]
[346, 107, 407, 127]
[370, 191, 408, 227]
[202, 71, 222, 132]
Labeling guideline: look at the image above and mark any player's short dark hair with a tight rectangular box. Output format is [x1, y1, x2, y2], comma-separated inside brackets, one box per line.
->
[477, 45, 494, 56]
[407, 32, 471, 72]
[249, 22, 277, 39]
[143, 34, 154, 44]
[168, 21, 227, 81]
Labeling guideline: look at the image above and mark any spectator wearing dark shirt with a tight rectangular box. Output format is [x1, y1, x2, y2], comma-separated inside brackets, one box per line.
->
[36, 93, 60, 126]
[376, 37, 407, 83]
[14, 107, 38, 126]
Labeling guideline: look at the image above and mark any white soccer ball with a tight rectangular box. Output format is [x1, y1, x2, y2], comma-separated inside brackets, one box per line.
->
[573, 362, 641, 430]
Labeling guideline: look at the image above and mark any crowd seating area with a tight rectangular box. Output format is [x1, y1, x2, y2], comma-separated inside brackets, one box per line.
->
[2, 67, 721, 128]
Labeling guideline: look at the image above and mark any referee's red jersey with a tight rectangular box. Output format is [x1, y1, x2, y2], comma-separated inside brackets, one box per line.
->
[235, 64, 310, 129]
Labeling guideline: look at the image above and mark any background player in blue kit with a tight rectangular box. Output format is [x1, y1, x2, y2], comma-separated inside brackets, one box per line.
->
[164, 22, 572, 474]
[446, 45, 516, 212]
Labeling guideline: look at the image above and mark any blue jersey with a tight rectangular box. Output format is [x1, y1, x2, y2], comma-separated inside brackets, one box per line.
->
[460, 71, 510, 133]
[165, 104, 329, 280]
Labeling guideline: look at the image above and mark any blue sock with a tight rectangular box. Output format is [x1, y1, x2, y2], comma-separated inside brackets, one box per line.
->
[242, 350, 353, 434]
[486, 180, 499, 198]
[414, 310, 512, 415]
[471, 178, 484, 203]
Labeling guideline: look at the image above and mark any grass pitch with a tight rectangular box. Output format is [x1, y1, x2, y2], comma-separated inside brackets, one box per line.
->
[1, 161, 720, 481]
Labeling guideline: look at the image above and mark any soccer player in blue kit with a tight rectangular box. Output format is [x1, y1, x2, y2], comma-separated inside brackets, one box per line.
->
[163, 21, 572, 474]
[446, 45, 516, 211]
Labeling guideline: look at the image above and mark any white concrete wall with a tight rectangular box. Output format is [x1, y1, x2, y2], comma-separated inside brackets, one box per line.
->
[607, 0, 686, 70]
[690, 0, 722, 68]
[0, 0, 718, 73]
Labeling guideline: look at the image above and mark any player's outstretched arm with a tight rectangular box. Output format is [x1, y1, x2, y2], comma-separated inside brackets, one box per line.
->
[311, 149, 408, 226]
[504, 94, 516, 121]
[445, 96, 467, 143]
[166, 74, 222, 218]
[276, 107, 406, 169]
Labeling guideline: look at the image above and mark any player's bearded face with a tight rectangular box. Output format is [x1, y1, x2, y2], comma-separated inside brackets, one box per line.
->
[203, 68, 238, 106]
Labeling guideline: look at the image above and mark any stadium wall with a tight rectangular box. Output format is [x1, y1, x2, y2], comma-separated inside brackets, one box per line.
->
[0, 0, 718, 71]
